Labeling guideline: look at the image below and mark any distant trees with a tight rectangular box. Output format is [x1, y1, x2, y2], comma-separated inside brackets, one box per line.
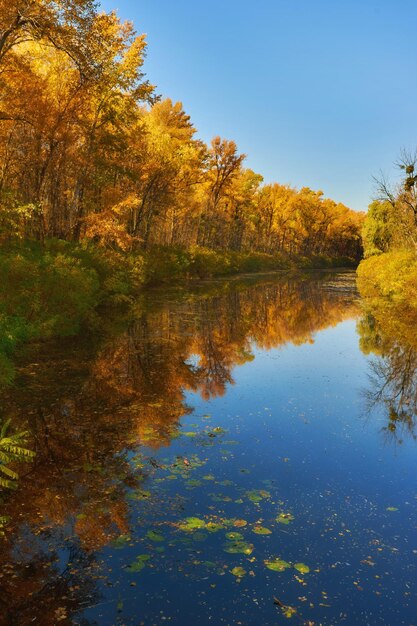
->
[0, 0, 363, 259]
[364, 150, 417, 257]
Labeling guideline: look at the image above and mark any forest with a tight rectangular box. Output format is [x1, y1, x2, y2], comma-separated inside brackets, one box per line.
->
[0, 1, 363, 259]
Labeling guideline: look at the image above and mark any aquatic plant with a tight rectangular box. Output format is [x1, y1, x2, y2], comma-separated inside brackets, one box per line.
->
[0, 418, 35, 489]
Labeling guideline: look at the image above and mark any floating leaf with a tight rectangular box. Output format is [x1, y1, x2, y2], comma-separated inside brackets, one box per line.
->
[112, 534, 131, 549]
[186, 479, 202, 488]
[282, 606, 297, 618]
[246, 489, 270, 503]
[178, 517, 206, 532]
[265, 558, 291, 572]
[231, 566, 246, 578]
[386, 506, 398, 512]
[206, 521, 224, 533]
[233, 519, 247, 528]
[276, 513, 294, 525]
[128, 489, 151, 500]
[146, 530, 164, 542]
[223, 540, 254, 555]
[127, 554, 150, 573]
[225, 532, 243, 541]
[252, 526, 272, 535]
[293, 562, 310, 574]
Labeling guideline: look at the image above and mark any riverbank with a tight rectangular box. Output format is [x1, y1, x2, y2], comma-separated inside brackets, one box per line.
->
[356, 250, 417, 308]
[0, 240, 359, 385]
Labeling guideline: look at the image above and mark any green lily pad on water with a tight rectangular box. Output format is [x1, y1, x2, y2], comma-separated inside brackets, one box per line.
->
[293, 562, 310, 574]
[276, 513, 294, 525]
[252, 526, 272, 535]
[206, 521, 224, 532]
[186, 479, 202, 488]
[178, 517, 206, 532]
[223, 540, 254, 555]
[246, 489, 271, 503]
[265, 558, 291, 572]
[146, 530, 164, 542]
[386, 506, 398, 512]
[231, 566, 246, 578]
[225, 532, 243, 540]
[112, 534, 132, 548]
[127, 554, 151, 573]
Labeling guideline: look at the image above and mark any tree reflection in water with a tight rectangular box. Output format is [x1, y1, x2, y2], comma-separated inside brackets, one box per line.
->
[358, 297, 417, 445]
[0, 273, 359, 625]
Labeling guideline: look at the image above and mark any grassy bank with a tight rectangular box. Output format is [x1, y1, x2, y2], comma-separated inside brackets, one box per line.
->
[0, 240, 358, 385]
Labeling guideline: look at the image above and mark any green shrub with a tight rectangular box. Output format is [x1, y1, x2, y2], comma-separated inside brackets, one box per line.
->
[0, 417, 35, 490]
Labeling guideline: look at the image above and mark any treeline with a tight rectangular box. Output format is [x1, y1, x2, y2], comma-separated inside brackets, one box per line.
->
[359, 149, 417, 306]
[0, 0, 363, 260]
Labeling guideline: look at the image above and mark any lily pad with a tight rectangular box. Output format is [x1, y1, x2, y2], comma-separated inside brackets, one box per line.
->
[231, 566, 246, 578]
[206, 522, 224, 533]
[233, 519, 248, 528]
[265, 558, 291, 572]
[178, 517, 206, 532]
[127, 554, 150, 573]
[386, 506, 398, 512]
[225, 531, 243, 540]
[186, 479, 202, 488]
[246, 489, 270, 503]
[112, 534, 131, 548]
[146, 530, 164, 542]
[223, 540, 254, 555]
[293, 562, 310, 574]
[252, 526, 272, 535]
[276, 513, 294, 525]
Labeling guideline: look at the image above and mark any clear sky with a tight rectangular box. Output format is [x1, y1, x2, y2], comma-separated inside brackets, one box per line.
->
[100, 0, 417, 212]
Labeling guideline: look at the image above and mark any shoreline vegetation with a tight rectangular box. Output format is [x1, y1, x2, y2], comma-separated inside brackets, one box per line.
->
[0, 239, 358, 386]
[357, 150, 417, 309]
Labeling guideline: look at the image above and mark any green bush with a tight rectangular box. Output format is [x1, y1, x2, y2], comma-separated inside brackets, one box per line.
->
[357, 250, 417, 306]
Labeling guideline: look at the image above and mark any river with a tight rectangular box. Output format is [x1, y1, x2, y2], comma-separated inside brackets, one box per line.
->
[1, 271, 416, 625]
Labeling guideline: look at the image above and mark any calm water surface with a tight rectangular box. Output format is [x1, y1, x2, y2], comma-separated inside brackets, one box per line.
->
[1, 272, 417, 626]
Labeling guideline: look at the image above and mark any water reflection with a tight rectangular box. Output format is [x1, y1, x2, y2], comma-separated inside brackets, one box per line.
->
[358, 295, 417, 444]
[0, 273, 360, 625]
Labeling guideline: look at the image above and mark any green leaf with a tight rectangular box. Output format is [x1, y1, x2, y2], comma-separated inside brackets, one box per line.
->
[293, 562, 310, 574]
[231, 566, 246, 577]
[265, 558, 291, 572]
[178, 517, 206, 532]
[252, 526, 272, 535]
[276, 513, 294, 525]
[223, 540, 254, 555]
[145, 530, 164, 542]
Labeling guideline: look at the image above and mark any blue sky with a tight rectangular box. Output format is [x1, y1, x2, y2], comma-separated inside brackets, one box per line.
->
[100, 0, 417, 212]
